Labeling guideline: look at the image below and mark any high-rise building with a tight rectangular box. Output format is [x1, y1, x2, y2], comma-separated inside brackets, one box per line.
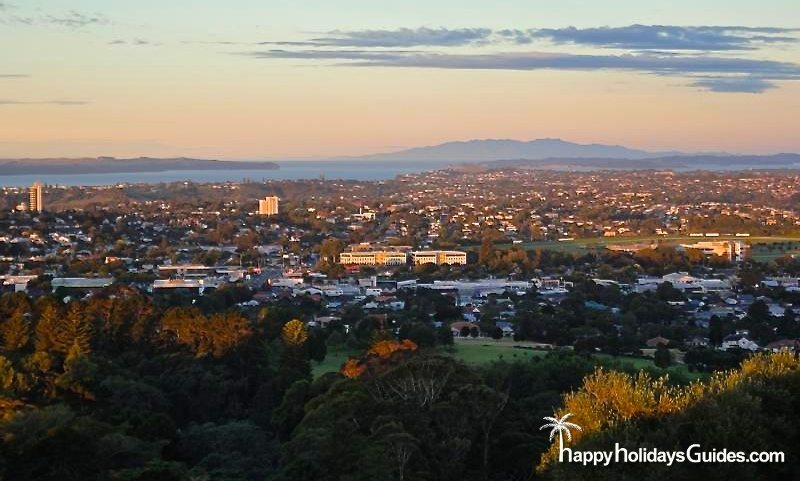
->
[28, 181, 43, 213]
[258, 196, 279, 216]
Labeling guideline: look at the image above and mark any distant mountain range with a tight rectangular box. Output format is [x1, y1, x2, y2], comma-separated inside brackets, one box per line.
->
[487, 153, 800, 170]
[342, 138, 688, 162]
[335, 138, 799, 170]
[3, 140, 799, 176]
[0, 157, 279, 176]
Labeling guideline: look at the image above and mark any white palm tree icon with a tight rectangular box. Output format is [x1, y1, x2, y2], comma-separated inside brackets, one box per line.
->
[540, 413, 582, 454]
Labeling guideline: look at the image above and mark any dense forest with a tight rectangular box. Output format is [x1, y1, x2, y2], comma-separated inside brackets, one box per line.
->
[0, 288, 798, 480]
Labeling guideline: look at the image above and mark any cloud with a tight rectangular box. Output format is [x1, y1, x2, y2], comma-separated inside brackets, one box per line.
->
[235, 24, 800, 93]
[0, 99, 89, 106]
[531, 25, 799, 51]
[247, 49, 800, 76]
[265, 27, 494, 47]
[0, 74, 28, 78]
[257, 25, 800, 50]
[1, 5, 108, 28]
[690, 76, 777, 93]
[243, 49, 415, 61]
[109, 38, 157, 46]
[44, 10, 108, 28]
[243, 49, 800, 93]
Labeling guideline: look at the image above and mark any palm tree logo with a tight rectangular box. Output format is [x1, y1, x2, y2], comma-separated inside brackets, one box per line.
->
[540, 413, 582, 457]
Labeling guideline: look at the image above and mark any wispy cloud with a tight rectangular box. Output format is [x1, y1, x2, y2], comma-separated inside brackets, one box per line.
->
[244, 24, 800, 93]
[690, 76, 777, 93]
[1, 4, 108, 28]
[109, 38, 158, 46]
[242, 49, 800, 89]
[244, 49, 416, 61]
[531, 25, 799, 51]
[0, 99, 89, 106]
[254, 49, 796, 71]
[259, 25, 799, 50]
[43, 10, 108, 28]
[0, 74, 28, 78]
[266, 27, 494, 48]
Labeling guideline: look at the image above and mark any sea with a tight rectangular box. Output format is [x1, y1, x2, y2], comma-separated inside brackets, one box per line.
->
[0, 160, 455, 187]
[0, 159, 798, 187]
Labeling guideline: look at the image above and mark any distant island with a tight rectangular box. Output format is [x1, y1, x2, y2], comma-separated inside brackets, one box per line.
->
[334, 138, 800, 170]
[486, 153, 800, 170]
[338, 138, 688, 162]
[0, 157, 280, 176]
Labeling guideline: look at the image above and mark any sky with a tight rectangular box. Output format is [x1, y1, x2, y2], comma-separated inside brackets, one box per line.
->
[1, 0, 799, 159]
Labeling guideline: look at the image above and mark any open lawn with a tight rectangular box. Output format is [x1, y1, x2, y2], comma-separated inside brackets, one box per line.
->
[312, 348, 357, 377]
[465, 235, 800, 259]
[748, 240, 800, 262]
[445, 339, 550, 364]
[312, 338, 704, 380]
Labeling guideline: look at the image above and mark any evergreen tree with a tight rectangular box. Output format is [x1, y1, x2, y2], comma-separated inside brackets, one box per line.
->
[1, 310, 31, 352]
[53, 303, 92, 357]
[654, 343, 672, 368]
[35, 303, 60, 352]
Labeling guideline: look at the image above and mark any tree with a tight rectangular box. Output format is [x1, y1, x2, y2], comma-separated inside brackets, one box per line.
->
[282, 319, 309, 347]
[371, 418, 419, 481]
[319, 238, 346, 264]
[436, 325, 454, 346]
[1, 310, 31, 352]
[479, 234, 495, 265]
[709, 315, 724, 346]
[654, 344, 672, 368]
[53, 302, 92, 357]
[35, 303, 60, 352]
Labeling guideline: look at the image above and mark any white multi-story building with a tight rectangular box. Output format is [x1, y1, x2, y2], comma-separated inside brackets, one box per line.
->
[411, 250, 468, 265]
[680, 240, 748, 262]
[339, 251, 409, 266]
[258, 196, 279, 216]
[28, 181, 43, 213]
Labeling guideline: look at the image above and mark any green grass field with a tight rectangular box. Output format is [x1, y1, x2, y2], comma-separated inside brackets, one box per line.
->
[312, 339, 702, 379]
[445, 340, 550, 364]
[748, 240, 800, 262]
[464, 235, 800, 261]
[312, 347, 357, 377]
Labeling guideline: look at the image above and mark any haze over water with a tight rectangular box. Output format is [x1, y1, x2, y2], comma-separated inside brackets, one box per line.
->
[2, 159, 799, 187]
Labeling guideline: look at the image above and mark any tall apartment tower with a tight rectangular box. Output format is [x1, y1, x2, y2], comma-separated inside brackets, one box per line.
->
[28, 181, 43, 213]
[258, 196, 279, 216]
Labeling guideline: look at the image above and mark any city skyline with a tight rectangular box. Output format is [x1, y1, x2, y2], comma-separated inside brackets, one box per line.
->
[1, 0, 800, 159]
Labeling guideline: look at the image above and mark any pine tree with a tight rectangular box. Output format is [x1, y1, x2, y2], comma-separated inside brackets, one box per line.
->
[1, 310, 30, 352]
[35, 304, 60, 352]
[53, 303, 92, 357]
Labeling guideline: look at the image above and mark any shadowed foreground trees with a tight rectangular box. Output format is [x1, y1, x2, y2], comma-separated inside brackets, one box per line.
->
[539, 352, 800, 480]
[1, 287, 800, 481]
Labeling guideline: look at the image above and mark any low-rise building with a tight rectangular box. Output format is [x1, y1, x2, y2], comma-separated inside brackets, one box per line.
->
[339, 250, 409, 266]
[411, 250, 468, 265]
[721, 331, 760, 351]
